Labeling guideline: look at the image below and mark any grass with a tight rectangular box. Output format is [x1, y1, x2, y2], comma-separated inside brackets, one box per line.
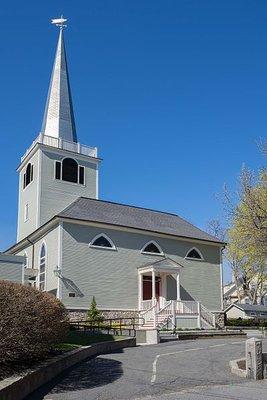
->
[53, 330, 124, 352]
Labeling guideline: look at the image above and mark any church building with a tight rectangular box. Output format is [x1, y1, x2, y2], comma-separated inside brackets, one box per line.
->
[5, 20, 225, 329]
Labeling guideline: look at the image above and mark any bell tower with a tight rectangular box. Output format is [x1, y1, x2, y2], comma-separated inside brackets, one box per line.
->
[17, 17, 100, 242]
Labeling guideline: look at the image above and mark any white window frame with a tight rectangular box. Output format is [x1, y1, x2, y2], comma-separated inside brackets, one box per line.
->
[38, 241, 47, 291]
[24, 203, 29, 222]
[185, 247, 204, 261]
[89, 233, 117, 251]
[54, 158, 85, 186]
[141, 240, 164, 256]
[23, 162, 34, 190]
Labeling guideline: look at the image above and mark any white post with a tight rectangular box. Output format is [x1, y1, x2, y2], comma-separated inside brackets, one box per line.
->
[176, 273, 181, 301]
[152, 269, 156, 328]
[171, 300, 176, 329]
[152, 269, 156, 303]
[197, 301, 201, 328]
[138, 273, 143, 310]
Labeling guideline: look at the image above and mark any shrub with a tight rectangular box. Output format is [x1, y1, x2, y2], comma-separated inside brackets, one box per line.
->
[226, 318, 267, 327]
[0, 280, 69, 368]
[87, 296, 104, 323]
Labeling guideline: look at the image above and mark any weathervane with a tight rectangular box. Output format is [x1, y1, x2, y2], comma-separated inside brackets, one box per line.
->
[51, 15, 67, 30]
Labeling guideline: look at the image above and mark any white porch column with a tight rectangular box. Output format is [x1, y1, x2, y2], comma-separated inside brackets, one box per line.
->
[138, 273, 143, 310]
[176, 273, 181, 301]
[152, 269, 156, 304]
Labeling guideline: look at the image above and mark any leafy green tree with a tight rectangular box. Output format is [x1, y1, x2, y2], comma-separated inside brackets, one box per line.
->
[87, 296, 104, 322]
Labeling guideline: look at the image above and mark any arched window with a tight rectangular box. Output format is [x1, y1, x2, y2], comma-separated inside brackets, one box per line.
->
[55, 158, 85, 185]
[23, 163, 33, 188]
[185, 247, 203, 260]
[39, 243, 46, 291]
[141, 241, 163, 255]
[62, 158, 78, 183]
[89, 234, 116, 250]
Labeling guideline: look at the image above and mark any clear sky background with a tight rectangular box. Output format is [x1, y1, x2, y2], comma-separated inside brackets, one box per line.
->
[0, 1, 266, 281]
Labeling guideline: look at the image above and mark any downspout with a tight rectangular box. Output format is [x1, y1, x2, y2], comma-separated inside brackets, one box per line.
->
[220, 245, 225, 311]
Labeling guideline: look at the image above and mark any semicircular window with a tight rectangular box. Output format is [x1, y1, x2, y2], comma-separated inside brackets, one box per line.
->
[185, 248, 203, 260]
[142, 241, 163, 254]
[90, 234, 116, 249]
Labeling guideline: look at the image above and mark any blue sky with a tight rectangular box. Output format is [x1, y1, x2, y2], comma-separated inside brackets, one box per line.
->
[0, 1, 266, 281]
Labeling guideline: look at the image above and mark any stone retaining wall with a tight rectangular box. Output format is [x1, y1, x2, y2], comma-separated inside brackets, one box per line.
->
[0, 338, 136, 400]
[68, 309, 139, 320]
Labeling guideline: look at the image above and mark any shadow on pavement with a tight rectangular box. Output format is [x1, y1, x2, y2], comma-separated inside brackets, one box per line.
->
[25, 356, 123, 399]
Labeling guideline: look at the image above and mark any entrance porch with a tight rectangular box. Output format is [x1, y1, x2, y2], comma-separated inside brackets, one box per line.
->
[137, 258, 215, 329]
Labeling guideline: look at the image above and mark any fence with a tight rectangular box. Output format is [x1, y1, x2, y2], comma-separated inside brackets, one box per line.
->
[70, 317, 144, 337]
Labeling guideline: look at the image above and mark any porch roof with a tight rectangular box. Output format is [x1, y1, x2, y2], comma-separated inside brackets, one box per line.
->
[137, 257, 182, 274]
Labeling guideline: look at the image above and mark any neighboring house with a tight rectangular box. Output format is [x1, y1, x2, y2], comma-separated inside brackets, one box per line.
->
[4, 22, 225, 329]
[0, 253, 25, 283]
[225, 303, 267, 320]
[223, 277, 267, 308]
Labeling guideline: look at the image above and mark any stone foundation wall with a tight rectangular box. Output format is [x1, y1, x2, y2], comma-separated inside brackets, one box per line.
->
[68, 309, 139, 321]
[213, 311, 225, 329]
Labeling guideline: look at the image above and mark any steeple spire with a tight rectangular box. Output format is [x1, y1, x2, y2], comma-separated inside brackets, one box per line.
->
[41, 17, 77, 142]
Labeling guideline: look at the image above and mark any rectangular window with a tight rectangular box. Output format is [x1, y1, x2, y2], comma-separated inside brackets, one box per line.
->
[79, 166, 85, 185]
[55, 161, 61, 179]
[24, 203, 29, 222]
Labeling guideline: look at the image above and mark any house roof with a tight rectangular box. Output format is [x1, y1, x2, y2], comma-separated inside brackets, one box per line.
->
[58, 197, 224, 244]
[225, 303, 267, 313]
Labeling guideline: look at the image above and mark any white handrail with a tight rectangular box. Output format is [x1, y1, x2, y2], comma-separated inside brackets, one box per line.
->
[21, 133, 98, 161]
[200, 304, 215, 327]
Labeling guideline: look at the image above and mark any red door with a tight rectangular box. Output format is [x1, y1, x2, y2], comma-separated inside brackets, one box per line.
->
[143, 276, 160, 300]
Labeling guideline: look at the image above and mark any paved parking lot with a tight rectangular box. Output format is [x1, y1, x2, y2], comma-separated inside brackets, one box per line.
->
[26, 338, 267, 400]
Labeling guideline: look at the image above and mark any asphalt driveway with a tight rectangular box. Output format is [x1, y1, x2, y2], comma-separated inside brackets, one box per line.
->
[26, 338, 267, 400]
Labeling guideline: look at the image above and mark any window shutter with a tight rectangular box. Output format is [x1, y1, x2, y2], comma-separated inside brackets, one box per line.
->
[55, 161, 61, 179]
[79, 166, 85, 185]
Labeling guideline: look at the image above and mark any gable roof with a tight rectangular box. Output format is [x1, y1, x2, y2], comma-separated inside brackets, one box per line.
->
[225, 303, 267, 313]
[58, 197, 224, 244]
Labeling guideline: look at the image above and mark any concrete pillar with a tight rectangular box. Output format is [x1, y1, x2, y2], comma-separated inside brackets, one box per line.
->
[246, 337, 263, 380]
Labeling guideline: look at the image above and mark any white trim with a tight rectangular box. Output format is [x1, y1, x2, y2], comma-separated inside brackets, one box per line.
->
[24, 203, 29, 222]
[36, 149, 42, 228]
[185, 247, 204, 261]
[38, 241, 47, 291]
[8, 216, 223, 255]
[89, 233, 117, 251]
[96, 163, 99, 199]
[141, 240, 164, 256]
[22, 162, 34, 191]
[53, 157, 85, 187]
[17, 142, 100, 172]
[57, 222, 63, 300]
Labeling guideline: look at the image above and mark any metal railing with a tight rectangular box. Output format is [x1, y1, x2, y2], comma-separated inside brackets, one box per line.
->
[69, 317, 144, 337]
[21, 133, 98, 161]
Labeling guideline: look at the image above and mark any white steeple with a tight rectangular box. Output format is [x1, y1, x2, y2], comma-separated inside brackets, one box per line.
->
[41, 17, 77, 142]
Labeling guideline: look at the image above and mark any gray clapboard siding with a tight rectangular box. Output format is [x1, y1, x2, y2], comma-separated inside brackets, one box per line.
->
[61, 222, 221, 311]
[0, 254, 25, 283]
[15, 226, 59, 292]
[39, 149, 97, 226]
[17, 150, 40, 242]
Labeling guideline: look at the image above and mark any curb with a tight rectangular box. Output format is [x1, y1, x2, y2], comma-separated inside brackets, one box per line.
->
[0, 337, 136, 400]
[229, 358, 247, 378]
